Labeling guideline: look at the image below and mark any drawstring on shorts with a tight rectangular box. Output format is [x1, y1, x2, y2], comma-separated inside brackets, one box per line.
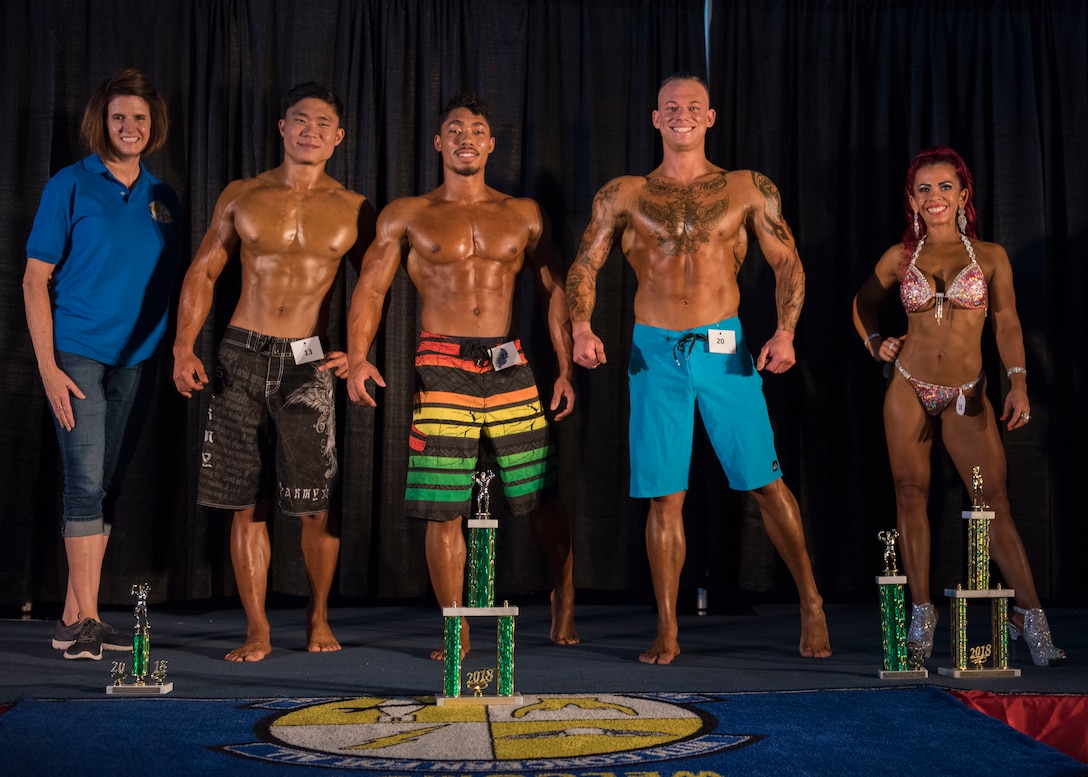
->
[672, 332, 708, 365]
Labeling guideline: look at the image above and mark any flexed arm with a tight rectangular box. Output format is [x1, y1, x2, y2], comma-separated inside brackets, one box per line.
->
[345, 201, 409, 406]
[852, 244, 902, 362]
[525, 203, 576, 420]
[567, 180, 625, 369]
[748, 172, 804, 373]
[172, 181, 245, 397]
[318, 197, 378, 378]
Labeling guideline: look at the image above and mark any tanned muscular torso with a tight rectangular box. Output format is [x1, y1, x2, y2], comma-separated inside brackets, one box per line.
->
[228, 171, 364, 338]
[571, 167, 800, 332]
[402, 193, 537, 338]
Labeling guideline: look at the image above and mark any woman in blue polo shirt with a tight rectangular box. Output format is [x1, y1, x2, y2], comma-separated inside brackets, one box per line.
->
[23, 69, 180, 661]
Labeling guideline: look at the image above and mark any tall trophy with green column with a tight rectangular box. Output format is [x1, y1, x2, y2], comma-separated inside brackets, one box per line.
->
[437, 470, 522, 706]
[876, 529, 927, 678]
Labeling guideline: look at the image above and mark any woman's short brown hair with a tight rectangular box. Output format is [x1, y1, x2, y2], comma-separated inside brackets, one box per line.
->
[80, 69, 169, 158]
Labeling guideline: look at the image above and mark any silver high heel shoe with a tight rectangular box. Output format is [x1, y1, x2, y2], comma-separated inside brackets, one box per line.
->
[1008, 606, 1065, 667]
[907, 602, 937, 664]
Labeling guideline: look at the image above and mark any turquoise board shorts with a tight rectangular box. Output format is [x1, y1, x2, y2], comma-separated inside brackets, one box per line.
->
[628, 317, 783, 497]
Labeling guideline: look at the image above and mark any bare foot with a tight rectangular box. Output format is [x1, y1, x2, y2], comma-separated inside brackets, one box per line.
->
[306, 619, 341, 653]
[639, 628, 680, 665]
[550, 590, 580, 645]
[225, 635, 271, 662]
[799, 602, 832, 658]
[431, 620, 470, 661]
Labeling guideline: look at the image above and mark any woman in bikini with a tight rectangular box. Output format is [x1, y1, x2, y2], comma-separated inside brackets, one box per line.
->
[852, 147, 1063, 668]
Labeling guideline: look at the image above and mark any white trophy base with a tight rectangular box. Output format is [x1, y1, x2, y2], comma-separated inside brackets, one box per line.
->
[943, 587, 1015, 599]
[442, 605, 519, 617]
[106, 681, 173, 695]
[875, 575, 908, 585]
[938, 667, 1021, 678]
[435, 693, 523, 707]
[878, 668, 928, 679]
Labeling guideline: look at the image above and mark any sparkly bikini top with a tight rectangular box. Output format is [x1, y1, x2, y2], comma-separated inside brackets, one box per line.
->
[899, 233, 988, 324]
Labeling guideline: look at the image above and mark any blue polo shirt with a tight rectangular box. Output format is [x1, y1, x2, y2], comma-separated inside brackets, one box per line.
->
[26, 154, 181, 366]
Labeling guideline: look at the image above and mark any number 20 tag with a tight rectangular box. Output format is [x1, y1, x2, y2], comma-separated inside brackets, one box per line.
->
[707, 329, 736, 354]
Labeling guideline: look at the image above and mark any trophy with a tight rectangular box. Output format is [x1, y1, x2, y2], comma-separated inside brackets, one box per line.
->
[876, 530, 927, 678]
[437, 470, 522, 706]
[937, 467, 1019, 678]
[106, 582, 173, 695]
[468, 470, 496, 608]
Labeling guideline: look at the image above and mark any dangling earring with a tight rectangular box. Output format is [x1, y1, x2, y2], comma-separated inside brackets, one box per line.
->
[913, 211, 920, 238]
[957, 206, 967, 234]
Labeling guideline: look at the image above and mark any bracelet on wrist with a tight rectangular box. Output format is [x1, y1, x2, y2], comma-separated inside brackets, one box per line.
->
[864, 332, 881, 345]
[1007, 366, 1027, 378]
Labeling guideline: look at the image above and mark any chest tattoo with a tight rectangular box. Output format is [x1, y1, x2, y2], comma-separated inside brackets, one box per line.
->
[640, 176, 729, 256]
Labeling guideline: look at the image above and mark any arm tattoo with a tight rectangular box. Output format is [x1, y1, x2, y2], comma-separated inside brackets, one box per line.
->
[566, 261, 596, 321]
[752, 171, 792, 244]
[750, 171, 803, 328]
[641, 175, 729, 256]
[775, 256, 805, 332]
[567, 182, 623, 321]
[596, 180, 622, 207]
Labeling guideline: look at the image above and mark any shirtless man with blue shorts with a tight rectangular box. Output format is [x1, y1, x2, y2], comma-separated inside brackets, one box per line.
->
[566, 73, 831, 664]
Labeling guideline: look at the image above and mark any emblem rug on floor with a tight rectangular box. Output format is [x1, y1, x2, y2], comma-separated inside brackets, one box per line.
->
[1, 686, 1084, 776]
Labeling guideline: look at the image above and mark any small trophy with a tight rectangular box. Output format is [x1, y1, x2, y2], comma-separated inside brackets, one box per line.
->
[876, 530, 926, 679]
[437, 470, 522, 706]
[106, 582, 173, 695]
[938, 466, 1019, 678]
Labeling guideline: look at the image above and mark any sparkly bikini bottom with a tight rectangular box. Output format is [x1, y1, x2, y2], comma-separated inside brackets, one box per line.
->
[894, 360, 981, 417]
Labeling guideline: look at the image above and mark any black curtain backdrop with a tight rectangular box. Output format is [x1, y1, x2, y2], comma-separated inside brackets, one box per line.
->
[1, 0, 1084, 614]
[703, 0, 1088, 605]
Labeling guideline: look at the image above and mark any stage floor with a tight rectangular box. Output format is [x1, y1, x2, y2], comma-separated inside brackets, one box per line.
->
[0, 601, 1084, 701]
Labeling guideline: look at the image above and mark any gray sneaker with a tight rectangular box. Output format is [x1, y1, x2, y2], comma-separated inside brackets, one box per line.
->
[54, 619, 128, 651]
[63, 618, 103, 660]
[99, 621, 130, 651]
[52, 619, 79, 649]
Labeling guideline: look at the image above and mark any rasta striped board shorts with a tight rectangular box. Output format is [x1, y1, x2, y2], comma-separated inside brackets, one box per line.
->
[406, 331, 558, 521]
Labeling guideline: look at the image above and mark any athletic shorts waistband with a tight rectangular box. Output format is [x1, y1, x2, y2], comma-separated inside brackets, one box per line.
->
[418, 331, 523, 369]
[221, 325, 323, 358]
[632, 316, 741, 338]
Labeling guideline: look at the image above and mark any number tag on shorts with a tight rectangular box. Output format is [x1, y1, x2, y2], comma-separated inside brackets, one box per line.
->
[291, 336, 325, 365]
[708, 329, 737, 354]
[488, 341, 523, 371]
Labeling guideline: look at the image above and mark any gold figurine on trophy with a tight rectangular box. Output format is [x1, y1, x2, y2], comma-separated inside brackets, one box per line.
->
[878, 529, 900, 576]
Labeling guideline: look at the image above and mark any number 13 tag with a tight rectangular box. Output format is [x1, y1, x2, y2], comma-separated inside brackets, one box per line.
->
[291, 336, 325, 365]
[707, 329, 737, 354]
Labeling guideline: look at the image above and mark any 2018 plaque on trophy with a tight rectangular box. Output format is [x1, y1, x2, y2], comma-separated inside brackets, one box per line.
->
[437, 470, 522, 706]
[106, 582, 173, 695]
